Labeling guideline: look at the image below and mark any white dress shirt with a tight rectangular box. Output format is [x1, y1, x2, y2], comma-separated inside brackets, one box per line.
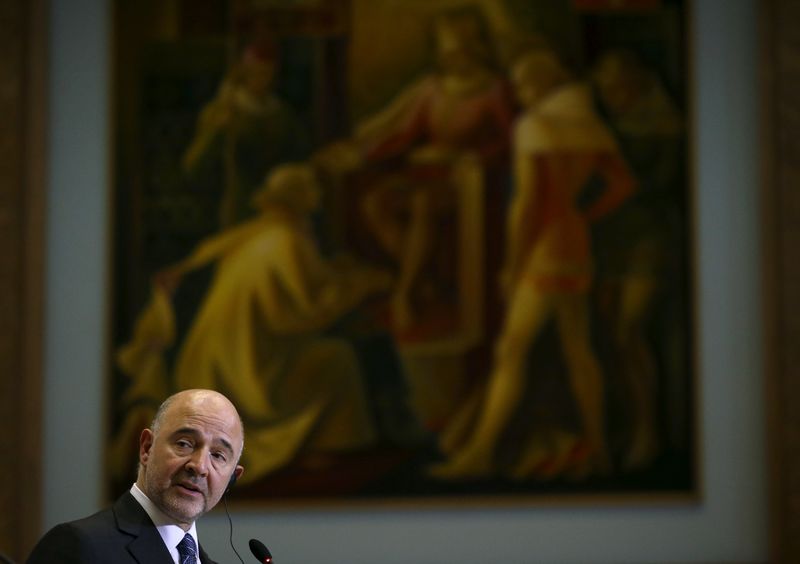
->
[130, 483, 199, 564]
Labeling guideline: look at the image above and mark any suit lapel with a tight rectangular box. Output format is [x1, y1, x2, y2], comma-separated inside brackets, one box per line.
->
[113, 492, 175, 564]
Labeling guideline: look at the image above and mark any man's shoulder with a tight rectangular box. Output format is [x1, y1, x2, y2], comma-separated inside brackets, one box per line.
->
[60, 492, 145, 533]
[27, 493, 218, 563]
[26, 493, 151, 563]
[45, 503, 118, 537]
[26, 506, 117, 563]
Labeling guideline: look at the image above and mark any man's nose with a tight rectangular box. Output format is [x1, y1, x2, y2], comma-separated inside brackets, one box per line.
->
[185, 448, 209, 476]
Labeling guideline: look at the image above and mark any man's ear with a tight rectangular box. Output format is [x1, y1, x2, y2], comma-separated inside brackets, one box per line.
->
[139, 429, 154, 465]
[225, 465, 244, 494]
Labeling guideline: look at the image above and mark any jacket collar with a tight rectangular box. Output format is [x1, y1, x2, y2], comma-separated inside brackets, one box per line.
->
[113, 492, 217, 564]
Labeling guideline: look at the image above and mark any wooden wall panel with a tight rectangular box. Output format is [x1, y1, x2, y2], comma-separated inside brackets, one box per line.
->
[764, 0, 800, 562]
[0, 0, 46, 560]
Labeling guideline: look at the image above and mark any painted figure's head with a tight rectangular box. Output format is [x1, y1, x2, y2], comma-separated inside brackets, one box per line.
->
[591, 50, 650, 117]
[511, 49, 571, 108]
[433, 6, 497, 77]
[252, 163, 321, 215]
[233, 37, 279, 98]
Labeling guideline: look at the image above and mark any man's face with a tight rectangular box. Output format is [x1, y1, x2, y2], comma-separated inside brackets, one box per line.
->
[137, 392, 244, 530]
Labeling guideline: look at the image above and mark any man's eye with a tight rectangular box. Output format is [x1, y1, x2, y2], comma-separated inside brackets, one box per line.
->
[211, 452, 227, 462]
[176, 440, 192, 449]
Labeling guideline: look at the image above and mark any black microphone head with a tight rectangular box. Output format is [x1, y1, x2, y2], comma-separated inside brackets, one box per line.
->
[249, 538, 273, 563]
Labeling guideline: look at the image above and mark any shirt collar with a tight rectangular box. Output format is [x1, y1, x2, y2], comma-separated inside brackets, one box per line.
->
[130, 483, 199, 564]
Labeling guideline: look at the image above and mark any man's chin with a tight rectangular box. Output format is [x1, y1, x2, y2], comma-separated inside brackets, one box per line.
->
[163, 491, 206, 524]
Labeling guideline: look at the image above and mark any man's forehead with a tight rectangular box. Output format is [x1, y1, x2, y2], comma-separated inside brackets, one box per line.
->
[161, 399, 243, 441]
[172, 409, 240, 432]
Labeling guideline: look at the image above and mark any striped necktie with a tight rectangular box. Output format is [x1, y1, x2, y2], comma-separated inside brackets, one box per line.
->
[177, 533, 198, 564]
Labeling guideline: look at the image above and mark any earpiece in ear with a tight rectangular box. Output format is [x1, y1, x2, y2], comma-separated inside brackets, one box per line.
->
[225, 472, 238, 494]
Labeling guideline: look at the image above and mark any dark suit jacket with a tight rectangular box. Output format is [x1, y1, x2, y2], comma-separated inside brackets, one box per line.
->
[26, 492, 217, 563]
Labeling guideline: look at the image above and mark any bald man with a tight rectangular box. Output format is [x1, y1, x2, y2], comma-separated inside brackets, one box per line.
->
[28, 389, 245, 564]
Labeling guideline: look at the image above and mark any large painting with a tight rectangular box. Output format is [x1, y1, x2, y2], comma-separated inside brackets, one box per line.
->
[109, 0, 694, 503]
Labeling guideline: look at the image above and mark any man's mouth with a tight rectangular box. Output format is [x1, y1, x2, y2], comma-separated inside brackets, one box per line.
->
[175, 481, 204, 497]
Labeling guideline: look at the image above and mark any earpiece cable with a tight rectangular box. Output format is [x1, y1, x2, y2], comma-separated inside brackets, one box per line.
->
[223, 494, 245, 564]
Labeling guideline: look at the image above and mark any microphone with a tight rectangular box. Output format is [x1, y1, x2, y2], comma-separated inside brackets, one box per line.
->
[249, 539, 273, 563]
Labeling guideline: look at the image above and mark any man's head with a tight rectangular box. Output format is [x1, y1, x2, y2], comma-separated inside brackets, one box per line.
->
[136, 389, 245, 530]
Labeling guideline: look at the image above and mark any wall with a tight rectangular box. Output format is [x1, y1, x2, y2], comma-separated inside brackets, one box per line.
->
[41, 0, 766, 562]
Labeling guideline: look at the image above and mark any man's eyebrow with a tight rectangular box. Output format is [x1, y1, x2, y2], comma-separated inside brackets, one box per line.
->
[215, 437, 235, 455]
[170, 427, 235, 453]
[171, 427, 200, 438]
